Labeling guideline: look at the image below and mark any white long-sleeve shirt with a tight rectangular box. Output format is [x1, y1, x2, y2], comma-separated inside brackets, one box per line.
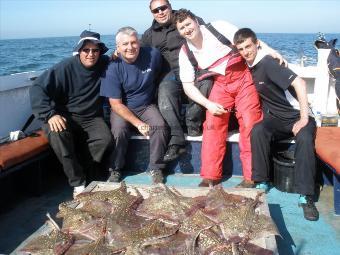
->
[178, 20, 238, 83]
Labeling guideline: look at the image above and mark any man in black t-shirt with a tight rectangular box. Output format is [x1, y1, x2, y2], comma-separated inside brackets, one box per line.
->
[234, 28, 319, 221]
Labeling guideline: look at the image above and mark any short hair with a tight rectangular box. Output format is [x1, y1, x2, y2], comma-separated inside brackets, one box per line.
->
[115, 26, 138, 45]
[172, 8, 197, 25]
[233, 28, 258, 45]
[149, 0, 170, 10]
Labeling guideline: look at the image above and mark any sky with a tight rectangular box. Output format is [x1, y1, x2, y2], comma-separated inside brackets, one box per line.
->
[0, 0, 339, 39]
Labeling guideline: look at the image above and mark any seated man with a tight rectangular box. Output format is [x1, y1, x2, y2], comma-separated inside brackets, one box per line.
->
[30, 30, 114, 197]
[141, 0, 208, 164]
[174, 9, 265, 187]
[101, 26, 168, 184]
[234, 28, 319, 221]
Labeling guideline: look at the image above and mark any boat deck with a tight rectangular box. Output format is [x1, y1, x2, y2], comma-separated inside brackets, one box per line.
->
[0, 169, 339, 255]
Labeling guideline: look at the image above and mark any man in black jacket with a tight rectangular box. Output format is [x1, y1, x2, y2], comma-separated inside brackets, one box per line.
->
[141, 0, 185, 162]
[141, 0, 208, 162]
[30, 30, 114, 197]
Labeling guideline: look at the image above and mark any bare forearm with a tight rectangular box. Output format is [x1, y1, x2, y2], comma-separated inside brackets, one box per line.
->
[292, 77, 309, 120]
[110, 103, 143, 128]
[183, 82, 210, 108]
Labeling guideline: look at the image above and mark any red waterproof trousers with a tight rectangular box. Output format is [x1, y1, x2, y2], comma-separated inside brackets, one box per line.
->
[200, 57, 262, 181]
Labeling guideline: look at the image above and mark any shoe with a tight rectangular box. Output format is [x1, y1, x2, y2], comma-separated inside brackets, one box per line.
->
[298, 195, 319, 221]
[255, 182, 270, 193]
[73, 184, 85, 198]
[235, 180, 255, 188]
[107, 168, 121, 182]
[187, 127, 202, 136]
[150, 169, 164, 184]
[163, 145, 186, 162]
[198, 178, 221, 187]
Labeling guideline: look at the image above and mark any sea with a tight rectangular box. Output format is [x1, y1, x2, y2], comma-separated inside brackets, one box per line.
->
[0, 33, 339, 77]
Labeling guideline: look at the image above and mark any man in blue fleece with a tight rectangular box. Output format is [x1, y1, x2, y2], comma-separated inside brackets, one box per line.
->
[30, 30, 114, 197]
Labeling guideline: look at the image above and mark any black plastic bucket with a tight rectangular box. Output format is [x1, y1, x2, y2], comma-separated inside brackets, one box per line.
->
[273, 150, 296, 193]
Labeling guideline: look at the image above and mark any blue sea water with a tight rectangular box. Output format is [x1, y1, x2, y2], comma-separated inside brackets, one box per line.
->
[0, 33, 339, 76]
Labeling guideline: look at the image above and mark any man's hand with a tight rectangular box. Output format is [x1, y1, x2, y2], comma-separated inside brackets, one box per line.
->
[48, 115, 67, 132]
[137, 122, 150, 137]
[206, 101, 227, 116]
[292, 118, 308, 136]
[270, 51, 288, 67]
[110, 49, 119, 61]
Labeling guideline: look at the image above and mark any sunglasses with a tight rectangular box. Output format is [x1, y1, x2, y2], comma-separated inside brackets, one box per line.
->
[82, 48, 100, 54]
[151, 5, 169, 14]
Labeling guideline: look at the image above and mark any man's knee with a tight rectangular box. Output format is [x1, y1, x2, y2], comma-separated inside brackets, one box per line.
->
[111, 126, 130, 141]
[97, 130, 114, 149]
[47, 129, 72, 144]
[158, 80, 181, 100]
[251, 121, 266, 137]
[296, 128, 315, 146]
[150, 118, 169, 136]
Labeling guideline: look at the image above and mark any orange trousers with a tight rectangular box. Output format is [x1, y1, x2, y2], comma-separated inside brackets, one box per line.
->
[200, 59, 262, 181]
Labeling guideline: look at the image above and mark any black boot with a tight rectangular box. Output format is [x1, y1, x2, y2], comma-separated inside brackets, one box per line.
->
[298, 195, 319, 221]
[163, 145, 186, 162]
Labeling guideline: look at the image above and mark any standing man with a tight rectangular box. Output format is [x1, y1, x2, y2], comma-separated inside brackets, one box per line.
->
[234, 28, 319, 221]
[30, 30, 114, 197]
[101, 27, 168, 184]
[141, 0, 208, 163]
[174, 9, 264, 187]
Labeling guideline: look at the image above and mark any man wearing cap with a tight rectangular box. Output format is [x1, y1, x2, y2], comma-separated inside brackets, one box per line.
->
[30, 30, 114, 197]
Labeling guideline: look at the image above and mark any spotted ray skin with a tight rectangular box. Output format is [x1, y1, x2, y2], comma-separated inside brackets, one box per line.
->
[179, 210, 232, 254]
[205, 186, 255, 210]
[79, 200, 116, 218]
[136, 184, 204, 223]
[74, 182, 131, 203]
[204, 193, 277, 240]
[20, 225, 74, 255]
[57, 202, 94, 231]
[64, 238, 113, 255]
[179, 209, 217, 234]
[105, 209, 147, 245]
[108, 219, 179, 253]
[70, 218, 107, 241]
[205, 240, 274, 255]
[129, 232, 193, 255]
[76, 182, 143, 216]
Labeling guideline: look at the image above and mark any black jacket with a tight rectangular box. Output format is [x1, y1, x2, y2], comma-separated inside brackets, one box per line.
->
[141, 11, 204, 79]
[30, 55, 109, 122]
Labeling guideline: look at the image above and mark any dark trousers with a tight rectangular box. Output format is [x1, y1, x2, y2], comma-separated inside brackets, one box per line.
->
[43, 116, 114, 187]
[186, 78, 213, 132]
[251, 114, 317, 195]
[158, 74, 186, 146]
[110, 104, 168, 171]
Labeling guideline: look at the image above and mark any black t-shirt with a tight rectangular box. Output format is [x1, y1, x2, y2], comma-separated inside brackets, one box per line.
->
[250, 55, 300, 121]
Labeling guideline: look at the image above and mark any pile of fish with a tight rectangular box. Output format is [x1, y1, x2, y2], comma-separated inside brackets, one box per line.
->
[20, 182, 278, 255]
